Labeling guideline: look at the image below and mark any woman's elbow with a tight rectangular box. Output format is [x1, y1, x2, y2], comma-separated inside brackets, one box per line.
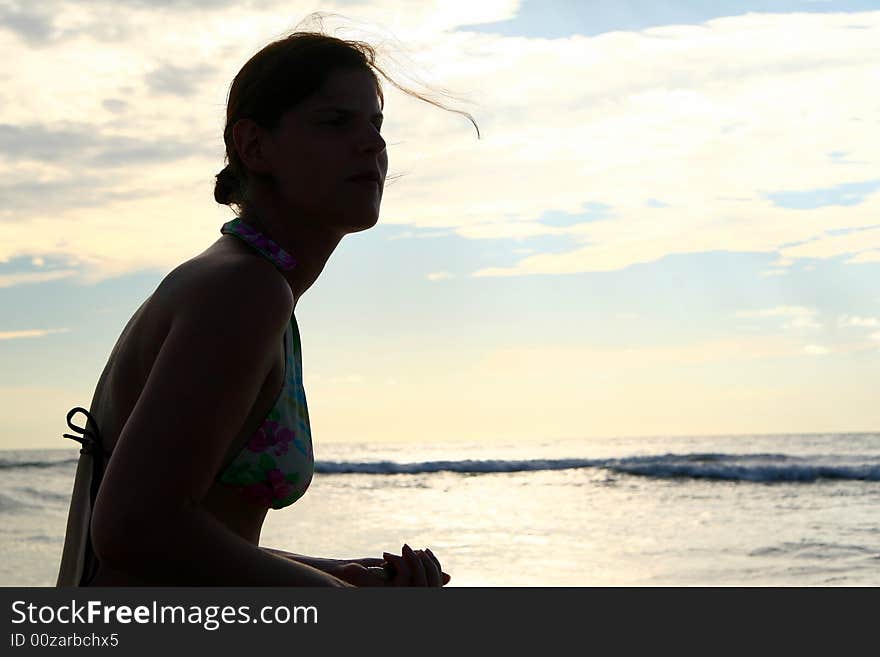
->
[90, 497, 182, 569]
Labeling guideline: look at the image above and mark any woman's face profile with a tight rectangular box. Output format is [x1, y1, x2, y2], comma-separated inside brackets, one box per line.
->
[262, 67, 388, 235]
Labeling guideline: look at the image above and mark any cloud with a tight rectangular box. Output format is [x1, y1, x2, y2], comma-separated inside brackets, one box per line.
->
[838, 315, 879, 328]
[429, 11, 880, 276]
[784, 316, 822, 330]
[1, 123, 103, 163]
[0, 122, 218, 219]
[0, 2, 56, 45]
[0, 269, 77, 288]
[101, 99, 129, 114]
[0, 175, 155, 218]
[734, 306, 816, 319]
[0, 123, 216, 168]
[426, 271, 454, 280]
[804, 344, 829, 355]
[475, 335, 825, 377]
[846, 250, 880, 264]
[1, 5, 879, 282]
[781, 225, 880, 260]
[145, 62, 219, 97]
[0, 0, 259, 45]
[387, 229, 454, 240]
[734, 306, 821, 330]
[0, 2, 136, 46]
[0, 328, 71, 340]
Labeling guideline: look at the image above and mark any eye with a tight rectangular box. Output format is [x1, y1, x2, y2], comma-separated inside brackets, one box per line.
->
[322, 116, 382, 132]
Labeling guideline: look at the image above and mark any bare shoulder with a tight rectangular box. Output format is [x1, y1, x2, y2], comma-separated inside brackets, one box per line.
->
[156, 246, 293, 328]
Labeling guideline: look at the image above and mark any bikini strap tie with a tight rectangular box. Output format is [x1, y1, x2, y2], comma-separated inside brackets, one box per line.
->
[62, 406, 107, 587]
[63, 407, 106, 457]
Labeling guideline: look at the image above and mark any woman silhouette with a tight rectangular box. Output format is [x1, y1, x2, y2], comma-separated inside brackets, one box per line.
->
[56, 21, 477, 587]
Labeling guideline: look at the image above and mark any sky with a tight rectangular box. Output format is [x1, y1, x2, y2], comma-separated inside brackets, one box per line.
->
[1, 0, 879, 450]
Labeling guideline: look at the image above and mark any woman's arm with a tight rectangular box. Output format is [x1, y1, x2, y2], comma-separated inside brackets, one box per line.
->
[260, 546, 383, 572]
[260, 546, 388, 586]
[94, 504, 352, 586]
[260, 545, 451, 586]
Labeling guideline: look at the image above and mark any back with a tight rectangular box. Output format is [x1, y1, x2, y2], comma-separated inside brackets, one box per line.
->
[56, 291, 171, 586]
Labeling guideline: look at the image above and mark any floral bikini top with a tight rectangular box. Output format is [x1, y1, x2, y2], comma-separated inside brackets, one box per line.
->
[215, 216, 314, 509]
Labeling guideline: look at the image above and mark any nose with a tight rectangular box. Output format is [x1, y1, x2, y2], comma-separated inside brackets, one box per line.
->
[358, 124, 386, 155]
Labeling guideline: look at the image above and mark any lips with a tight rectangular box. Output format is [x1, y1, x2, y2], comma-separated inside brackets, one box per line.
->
[348, 178, 379, 190]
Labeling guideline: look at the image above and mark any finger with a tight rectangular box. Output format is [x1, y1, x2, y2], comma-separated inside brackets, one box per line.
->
[384, 552, 409, 587]
[336, 563, 387, 587]
[425, 548, 451, 587]
[380, 554, 397, 582]
[364, 566, 393, 586]
[424, 548, 443, 575]
[391, 555, 409, 587]
[418, 550, 441, 587]
[403, 544, 427, 587]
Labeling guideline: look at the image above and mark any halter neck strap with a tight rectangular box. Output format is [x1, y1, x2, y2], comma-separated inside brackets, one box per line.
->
[220, 217, 298, 271]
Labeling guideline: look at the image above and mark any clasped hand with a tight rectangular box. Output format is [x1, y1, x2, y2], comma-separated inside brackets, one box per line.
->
[334, 544, 450, 587]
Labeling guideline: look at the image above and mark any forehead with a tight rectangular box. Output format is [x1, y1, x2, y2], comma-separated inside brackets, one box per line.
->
[305, 68, 381, 110]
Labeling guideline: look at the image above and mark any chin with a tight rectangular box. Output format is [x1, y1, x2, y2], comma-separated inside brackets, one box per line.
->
[348, 213, 380, 233]
[339, 208, 380, 234]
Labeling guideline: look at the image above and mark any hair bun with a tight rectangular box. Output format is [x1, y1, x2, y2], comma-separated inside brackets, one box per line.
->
[214, 164, 239, 206]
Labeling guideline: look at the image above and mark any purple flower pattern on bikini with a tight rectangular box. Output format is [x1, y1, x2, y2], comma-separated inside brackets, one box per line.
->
[240, 469, 296, 507]
[247, 420, 296, 457]
[221, 217, 298, 271]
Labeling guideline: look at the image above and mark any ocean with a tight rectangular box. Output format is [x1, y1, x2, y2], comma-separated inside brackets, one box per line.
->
[2, 432, 879, 586]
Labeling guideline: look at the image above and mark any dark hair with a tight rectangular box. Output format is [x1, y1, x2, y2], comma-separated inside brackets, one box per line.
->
[214, 13, 480, 215]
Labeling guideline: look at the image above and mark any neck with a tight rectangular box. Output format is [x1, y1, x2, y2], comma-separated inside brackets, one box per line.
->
[240, 201, 343, 305]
